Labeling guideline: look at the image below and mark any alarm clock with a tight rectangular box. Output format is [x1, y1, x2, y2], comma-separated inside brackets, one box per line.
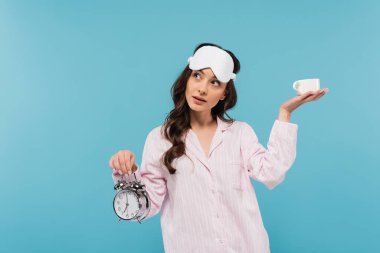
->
[113, 172, 151, 224]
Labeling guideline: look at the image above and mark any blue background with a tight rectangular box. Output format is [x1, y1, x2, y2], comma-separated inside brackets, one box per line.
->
[1, 0, 379, 252]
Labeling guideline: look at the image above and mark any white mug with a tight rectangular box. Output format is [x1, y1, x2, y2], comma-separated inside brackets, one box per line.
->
[293, 78, 320, 95]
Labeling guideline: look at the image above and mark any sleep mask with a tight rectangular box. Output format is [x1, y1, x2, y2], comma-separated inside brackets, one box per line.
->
[187, 45, 236, 83]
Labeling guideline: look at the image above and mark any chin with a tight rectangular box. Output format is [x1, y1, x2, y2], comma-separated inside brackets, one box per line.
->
[188, 105, 202, 111]
[187, 102, 207, 112]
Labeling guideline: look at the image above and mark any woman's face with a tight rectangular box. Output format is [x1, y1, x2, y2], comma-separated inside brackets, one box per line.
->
[185, 68, 227, 113]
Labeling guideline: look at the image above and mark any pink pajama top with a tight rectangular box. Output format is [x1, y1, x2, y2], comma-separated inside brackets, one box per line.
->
[112, 116, 298, 253]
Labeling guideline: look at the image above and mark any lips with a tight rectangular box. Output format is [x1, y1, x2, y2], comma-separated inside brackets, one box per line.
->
[193, 96, 206, 102]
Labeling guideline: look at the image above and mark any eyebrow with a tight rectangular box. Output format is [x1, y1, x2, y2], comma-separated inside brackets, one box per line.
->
[197, 69, 216, 79]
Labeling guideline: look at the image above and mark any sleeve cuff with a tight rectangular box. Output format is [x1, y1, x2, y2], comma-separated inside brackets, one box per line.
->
[273, 119, 298, 137]
[112, 165, 142, 183]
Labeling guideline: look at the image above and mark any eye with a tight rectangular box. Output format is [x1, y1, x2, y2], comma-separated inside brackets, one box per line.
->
[193, 72, 201, 79]
[193, 72, 220, 86]
[212, 80, 221, 86]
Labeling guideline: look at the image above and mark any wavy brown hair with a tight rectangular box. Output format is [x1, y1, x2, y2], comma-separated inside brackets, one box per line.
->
[159, 42, 241, 174]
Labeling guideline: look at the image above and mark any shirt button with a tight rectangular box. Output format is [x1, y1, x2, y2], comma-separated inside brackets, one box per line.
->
[219, 239, 224, 244]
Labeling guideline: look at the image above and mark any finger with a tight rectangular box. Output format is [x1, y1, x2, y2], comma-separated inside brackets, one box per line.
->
[123, 151, 132, 174]
[316, 89, 326, 96]
[299, 90, 315, 100]
[132, 163, 138, 173]
[109, 156, 115, 170]
[304, 91, 324, 102]
[113, 156, 121, 172]
[303, 89, 321, 99]
[111, 155, 119, 171]
[314, 90, 327, 100]
[118, 152, 127, 174]
[303, 94, 319, 102]
[119, 151, 128, 174]
[315, 88, 329, 94]
[130, 153, 136, 174]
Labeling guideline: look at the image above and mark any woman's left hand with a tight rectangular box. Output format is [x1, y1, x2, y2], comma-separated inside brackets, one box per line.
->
[280, 88, 329, 113]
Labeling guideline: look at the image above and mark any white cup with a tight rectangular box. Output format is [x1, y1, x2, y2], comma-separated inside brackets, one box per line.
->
[293, 78, 320, 95]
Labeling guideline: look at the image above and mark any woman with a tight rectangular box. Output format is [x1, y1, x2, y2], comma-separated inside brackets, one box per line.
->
[109, 43, 328, 253]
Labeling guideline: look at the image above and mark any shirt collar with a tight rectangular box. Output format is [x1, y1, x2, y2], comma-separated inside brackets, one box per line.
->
[185, 115, 234, 170]
[185, 115, 234, 137]
[216, 115, 234, 132]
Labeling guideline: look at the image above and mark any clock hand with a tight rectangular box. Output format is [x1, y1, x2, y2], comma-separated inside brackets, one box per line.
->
[123, 192, 129, 214]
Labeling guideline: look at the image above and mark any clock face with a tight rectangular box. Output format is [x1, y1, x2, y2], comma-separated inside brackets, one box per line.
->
[113, 190, 140, 220]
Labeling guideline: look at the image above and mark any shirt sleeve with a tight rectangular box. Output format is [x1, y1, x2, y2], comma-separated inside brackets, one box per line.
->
[111, 129, 168, 220]
[240, 119, 298, 190]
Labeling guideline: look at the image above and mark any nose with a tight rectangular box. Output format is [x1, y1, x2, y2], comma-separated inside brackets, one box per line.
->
[198, 80, 208, 94]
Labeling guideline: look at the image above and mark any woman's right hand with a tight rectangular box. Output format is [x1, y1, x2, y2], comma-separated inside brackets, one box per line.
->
[109, 150, 138, 175]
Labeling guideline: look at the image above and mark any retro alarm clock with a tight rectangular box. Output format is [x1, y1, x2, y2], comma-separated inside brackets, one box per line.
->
[113, 172, 151, 224]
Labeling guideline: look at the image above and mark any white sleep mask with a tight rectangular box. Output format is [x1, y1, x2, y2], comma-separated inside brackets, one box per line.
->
[187, 45, 236, 83]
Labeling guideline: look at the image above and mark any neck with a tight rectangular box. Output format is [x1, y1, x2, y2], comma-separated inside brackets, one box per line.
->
[190, 111, 216, 129]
